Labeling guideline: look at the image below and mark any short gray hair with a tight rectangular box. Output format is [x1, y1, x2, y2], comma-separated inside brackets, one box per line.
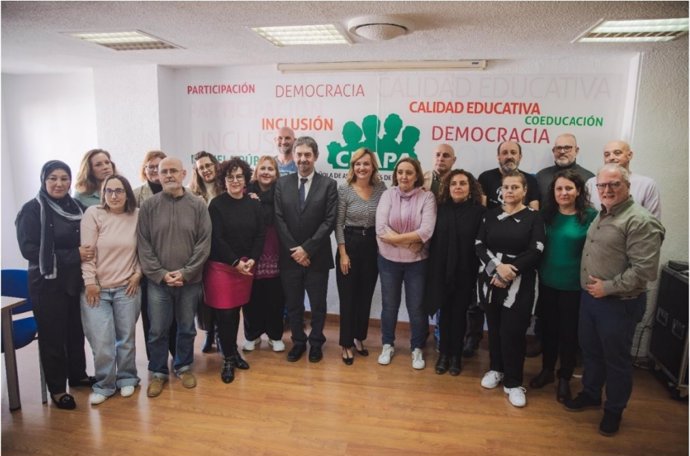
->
[598, 163, 630, 185]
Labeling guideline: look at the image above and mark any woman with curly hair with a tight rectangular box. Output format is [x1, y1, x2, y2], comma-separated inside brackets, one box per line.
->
[204, 158, 265, 383]
[529, 169, 597, 402]
[74, 149, 116, 207]
[424, 169, 485, 376]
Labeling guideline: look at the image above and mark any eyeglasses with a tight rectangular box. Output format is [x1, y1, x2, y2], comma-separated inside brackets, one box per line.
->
[197, 164, 215, 171]
[595, 181, 623, 190]
[225, 174, 245, 182]
[104, 188, 126, 196]
[553, 146, 574, 152]
[145, 165, 159, 172]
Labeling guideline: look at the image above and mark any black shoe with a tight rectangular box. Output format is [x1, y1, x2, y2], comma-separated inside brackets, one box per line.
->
[221, 358, 235, 384]
[342, 348, 354, 366]
[287, 344, 306, 362]
[448, 356, 462, 376]
[308, 345, 323, 363]
[564, 393, 602, 412]
[353, 339, 369, 357]
[68, 376, 97, 387]
[51, 393, 76, 410]
[462, 338, 478, 358]
[202, 330, 215, 353]
[599, 410, 622, 436]
[529, 369, 555, 389]
[557, 378, 572, 403]
[525, 339, 542, 358]
[230, 350, 250, 370]
[435, 354, 449, 375]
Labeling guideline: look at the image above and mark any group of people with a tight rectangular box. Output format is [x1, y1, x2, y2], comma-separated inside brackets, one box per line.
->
[15, 129, 665, 438]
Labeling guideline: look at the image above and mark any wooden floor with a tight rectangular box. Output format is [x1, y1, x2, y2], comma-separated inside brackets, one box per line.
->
[2, 318, 687, 456]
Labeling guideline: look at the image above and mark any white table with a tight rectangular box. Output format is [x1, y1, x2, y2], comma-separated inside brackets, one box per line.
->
[2, 295, 27, 411]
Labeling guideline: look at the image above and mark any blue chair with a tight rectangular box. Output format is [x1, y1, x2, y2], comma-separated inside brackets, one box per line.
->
[1, 269, 48, 404]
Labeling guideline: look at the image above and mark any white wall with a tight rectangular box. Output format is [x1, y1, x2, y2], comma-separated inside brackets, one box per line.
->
[2, 51, 687, 333]
[1, 71, 97, 268]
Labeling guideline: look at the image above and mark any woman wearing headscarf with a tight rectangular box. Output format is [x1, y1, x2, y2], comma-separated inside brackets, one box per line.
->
[16, 160, 95, 410]
[424, 170, 485, 376]
[80, 175, 142, 405]
[74, 149, 116, 207]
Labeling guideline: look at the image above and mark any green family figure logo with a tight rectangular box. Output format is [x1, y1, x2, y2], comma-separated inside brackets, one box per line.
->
[327, 114, 419, 171]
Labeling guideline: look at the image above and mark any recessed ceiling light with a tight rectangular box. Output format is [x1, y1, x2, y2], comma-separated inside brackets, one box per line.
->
[251, 24, 350, 47]
[577, 18, 689, 43]
[67, 30, 181, 51]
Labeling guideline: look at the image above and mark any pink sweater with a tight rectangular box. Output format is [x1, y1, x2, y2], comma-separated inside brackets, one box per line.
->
[81, 206, 140, 288]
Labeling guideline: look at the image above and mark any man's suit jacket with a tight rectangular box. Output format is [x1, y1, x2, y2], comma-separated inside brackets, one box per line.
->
[274, 172, 338, 271]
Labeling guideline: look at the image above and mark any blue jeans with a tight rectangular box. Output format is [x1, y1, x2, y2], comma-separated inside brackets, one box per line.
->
[579, 291, 646, 414]
[81, 285, 141, 397]
[378, 255, 428, 350]
[147, 281, 201, 378]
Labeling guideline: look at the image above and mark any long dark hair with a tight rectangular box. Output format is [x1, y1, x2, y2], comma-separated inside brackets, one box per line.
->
[541, 169, 591, 225]
[438, 169, 483, 205]
[190, 151, 224, 201]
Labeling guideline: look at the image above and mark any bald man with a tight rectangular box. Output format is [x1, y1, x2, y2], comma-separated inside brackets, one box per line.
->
[585, 141, 661, 219]
[423, 143, 456, 195]
[137, 157, 211, 397]
[275, 127, 298, 176]
[536, 133, 594, 206]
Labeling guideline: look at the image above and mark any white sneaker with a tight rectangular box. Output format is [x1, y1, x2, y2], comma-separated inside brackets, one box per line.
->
[243, 338, 261, 351]
[378, 344, 395, 365]
[120, 385, 136, 397]
[89, 392, 107, 405]
[411, 348, 425, 370]
[481, 370, 504, 389]
[504, 386, 527, 407]
[268, 339, 285, 352]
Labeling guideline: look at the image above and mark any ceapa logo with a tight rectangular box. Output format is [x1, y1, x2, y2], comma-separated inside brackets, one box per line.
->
[326, 113, 420, 171]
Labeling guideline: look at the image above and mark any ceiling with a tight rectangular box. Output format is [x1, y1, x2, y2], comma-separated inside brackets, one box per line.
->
[2, 1, 688, 74]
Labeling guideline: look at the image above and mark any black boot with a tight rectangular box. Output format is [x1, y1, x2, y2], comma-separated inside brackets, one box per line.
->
[221, 358, 235, 383]
[435, 354, 449, 374]
[462, 337, 479, 358]
[557, 378, 572, 403]
[448, 356, 462, 376]
[529, 369, 555, 388]
[230, 349, 250, 370]
[202, 328, 215, 353]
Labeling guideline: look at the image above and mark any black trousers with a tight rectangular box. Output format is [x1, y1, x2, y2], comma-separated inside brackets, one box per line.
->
[336, 232, 378, 347]
[243, 276, 285, 341]
[439, 285, 473, 356]
[215, 307, 240, 355]
[31, 287, 87, 394]
[281, 268, 329, 348]
[140, 276, 176, 359]
[465, 299, 485, 342]
[484, 282, 534, 388]
[538, 284, 581, 379]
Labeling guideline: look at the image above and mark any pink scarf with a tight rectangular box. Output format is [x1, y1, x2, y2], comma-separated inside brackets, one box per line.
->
[388, 186, 426, 234]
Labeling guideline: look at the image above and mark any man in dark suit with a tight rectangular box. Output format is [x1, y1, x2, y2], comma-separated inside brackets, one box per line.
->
[274, 136, 338, 363]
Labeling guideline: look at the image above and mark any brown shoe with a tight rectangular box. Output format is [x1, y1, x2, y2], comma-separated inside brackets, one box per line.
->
[147, 377, 167, 397]
[178, 371, 197, 389]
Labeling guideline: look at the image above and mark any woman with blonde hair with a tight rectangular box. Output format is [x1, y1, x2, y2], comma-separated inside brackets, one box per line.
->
[242, 156, 286, 353]
[74, 149, 116, 207]
[335, 148, 386, 364]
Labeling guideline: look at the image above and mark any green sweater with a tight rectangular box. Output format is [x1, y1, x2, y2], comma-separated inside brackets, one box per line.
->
[539, 208, 597, 291]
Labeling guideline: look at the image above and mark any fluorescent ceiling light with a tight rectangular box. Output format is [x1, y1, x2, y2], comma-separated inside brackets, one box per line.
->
[577, 18, 688, 43]
[251, 24, 350, 46]
[67, 30, 180, 51]
[278, 60, 486, 73]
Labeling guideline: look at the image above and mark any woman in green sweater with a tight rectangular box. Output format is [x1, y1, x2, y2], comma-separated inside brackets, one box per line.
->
[530, 169, 596, 402]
